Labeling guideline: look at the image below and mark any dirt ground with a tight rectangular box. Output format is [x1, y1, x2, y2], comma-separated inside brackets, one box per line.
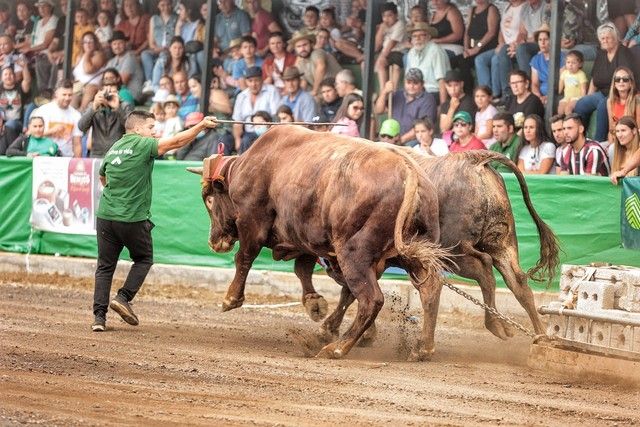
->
[1, 271, 639, 426]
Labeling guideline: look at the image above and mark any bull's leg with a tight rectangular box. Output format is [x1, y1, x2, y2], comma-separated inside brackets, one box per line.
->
[456, 242, 513, 339]
[294, 254, 328, 322]
[222, 240, 262, 312]
[492, 248, 545, 335]
[316, 262, 383, 359]
[317, 284, 355, 342]
[410, 275, 443, 361]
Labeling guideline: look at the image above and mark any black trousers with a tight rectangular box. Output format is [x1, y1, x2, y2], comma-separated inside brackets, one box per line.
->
[93, 217, 154, 317]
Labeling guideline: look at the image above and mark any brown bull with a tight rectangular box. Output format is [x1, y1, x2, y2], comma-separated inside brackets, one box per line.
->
[189, 125, 449, 359]
[295, 150, 559, 352]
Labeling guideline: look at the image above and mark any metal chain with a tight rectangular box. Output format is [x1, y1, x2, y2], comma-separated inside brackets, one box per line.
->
[443, 281, 537, 339]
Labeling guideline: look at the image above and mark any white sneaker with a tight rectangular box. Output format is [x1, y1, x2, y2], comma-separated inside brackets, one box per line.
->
[142, 80, 154, 95]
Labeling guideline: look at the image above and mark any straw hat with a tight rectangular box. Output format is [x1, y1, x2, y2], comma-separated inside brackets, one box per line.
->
[407, 22, 438, 37]
[287, 29, 316, 49]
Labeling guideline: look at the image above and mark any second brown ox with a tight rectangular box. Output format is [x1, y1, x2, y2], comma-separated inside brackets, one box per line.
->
[189, 125, 450, 359]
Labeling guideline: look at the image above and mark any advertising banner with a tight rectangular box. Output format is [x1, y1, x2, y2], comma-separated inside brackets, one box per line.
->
[621, 177, 640, 250]
[31, 157, 103, 235]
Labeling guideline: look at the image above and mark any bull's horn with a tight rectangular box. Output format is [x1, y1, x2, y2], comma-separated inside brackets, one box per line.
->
[186, 167, 203, 175]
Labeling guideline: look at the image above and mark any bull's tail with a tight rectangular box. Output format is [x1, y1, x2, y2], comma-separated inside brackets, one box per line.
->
[472, 151, 560, 285]
[393, 164, 451, 283]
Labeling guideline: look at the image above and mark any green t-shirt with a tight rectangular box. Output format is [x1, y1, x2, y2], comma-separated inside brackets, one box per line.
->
[490, 134, 522, 173]
[27, 136, 58, 156]
[97, 133, 159, 222]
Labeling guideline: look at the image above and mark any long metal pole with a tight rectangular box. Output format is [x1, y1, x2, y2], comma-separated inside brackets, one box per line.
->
[360, 0, 381, 139]
[199, 0, 216, 114]
[62, 0, 75, 80]
[546, 0, 563, 123]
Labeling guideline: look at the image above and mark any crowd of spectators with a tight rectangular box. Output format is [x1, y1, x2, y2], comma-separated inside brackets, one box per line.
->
[0, 0, 640, 179]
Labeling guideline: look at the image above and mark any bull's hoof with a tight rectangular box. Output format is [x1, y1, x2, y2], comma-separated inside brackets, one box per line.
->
[408, 348, 434, 362]
[222, 296, 244, 312]
[315, 342, 343, 359]
[485, 317, 514, 340]
[303, 293, 328, 322]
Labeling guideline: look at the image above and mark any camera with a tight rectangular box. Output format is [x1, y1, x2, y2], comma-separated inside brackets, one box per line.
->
[104, 92, 114, 102]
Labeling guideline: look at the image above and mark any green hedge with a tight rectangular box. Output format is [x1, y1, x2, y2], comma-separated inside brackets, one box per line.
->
[1, 156, 637, 291]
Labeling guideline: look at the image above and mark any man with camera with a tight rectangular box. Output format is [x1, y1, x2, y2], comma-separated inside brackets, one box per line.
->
[78, 73, 132, 158]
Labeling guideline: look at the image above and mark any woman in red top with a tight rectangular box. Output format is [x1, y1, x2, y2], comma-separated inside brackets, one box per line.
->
[607, 66, 640, 143]
[115, 0, 150, 56]
[448, 110, 486, 152]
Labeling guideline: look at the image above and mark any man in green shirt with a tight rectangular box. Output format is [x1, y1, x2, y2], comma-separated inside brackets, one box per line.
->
[489, 112, 522, 173]
[92, 111, 218, 332]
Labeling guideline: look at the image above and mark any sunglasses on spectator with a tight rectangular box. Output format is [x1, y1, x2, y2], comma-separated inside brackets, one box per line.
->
[453, 121, 469, 127]
[380, 134, 394, 138]
[614, 76, 631, 83]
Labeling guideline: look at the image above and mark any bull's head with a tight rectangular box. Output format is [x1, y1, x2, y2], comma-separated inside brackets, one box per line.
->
[187, 155, 238, 253]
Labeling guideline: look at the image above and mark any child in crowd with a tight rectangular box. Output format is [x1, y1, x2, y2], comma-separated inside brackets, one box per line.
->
[473, 86, 497, 148]
[150, 89, 169, 137]
[331, 93, 364, 137]
[72, 9, 95, 64]
[558, 50, 588, 115]
[6, 116, 59, 157]
[161, 94, 183, 159]
[449, 111, 486, 152]
[162, 95, 183, 138]
[276, 105, 294, 122]
[95, 10, 114, 51]
[151, 103, 166, 137]
[239, 111, 272, 153]
[413, 118, 449, 156]
[158, 75, 175, 94]
[188, 75, 202, 100]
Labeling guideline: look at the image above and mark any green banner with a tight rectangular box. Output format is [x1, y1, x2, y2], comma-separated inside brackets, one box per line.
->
[621, 177, 640, 249]
[1, 156, 639, 291]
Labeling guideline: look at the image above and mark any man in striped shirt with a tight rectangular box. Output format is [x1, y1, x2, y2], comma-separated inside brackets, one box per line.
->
[559, 113, 610, 176]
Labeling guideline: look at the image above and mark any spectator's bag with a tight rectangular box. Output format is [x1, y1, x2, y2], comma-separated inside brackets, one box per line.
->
[185, 41, 204, 54]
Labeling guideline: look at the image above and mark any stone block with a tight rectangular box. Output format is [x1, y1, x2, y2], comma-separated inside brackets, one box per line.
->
[610, 324, 632, 351]
[589, 321, 611, 346]
[546, 315, 567, 338]
[568, 317, 589, 343]
[576, 281, 615, 311]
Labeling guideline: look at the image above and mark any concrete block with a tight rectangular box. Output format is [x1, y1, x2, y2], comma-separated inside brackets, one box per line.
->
[618, 283, 640, 312]
[589, 321, 611, 346]
[576, 281, 615, 311]
[546, 314, 567, 338]
[568, 317, 589, 343]
[610, 324, 632, 351]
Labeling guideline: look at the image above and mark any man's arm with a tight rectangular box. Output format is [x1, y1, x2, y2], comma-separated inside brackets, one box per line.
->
[19, 57, 31, 93]
[72, 136, 82, 158]
[232, 123, 243, 152]
[78, 106, 97, 132]
[158, 117, 218, 156]
[374, 81, 394, 115]
[311, 54, 327, 96]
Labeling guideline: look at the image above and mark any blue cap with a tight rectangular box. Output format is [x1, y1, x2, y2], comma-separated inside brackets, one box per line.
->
[244, 66, 262, 79]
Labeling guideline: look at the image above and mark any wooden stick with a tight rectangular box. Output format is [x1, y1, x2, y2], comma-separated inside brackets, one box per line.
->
[387, 65, 393, 120]
[213, 119, 345, 126]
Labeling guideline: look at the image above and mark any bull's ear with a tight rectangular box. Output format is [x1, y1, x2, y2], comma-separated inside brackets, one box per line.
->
[212, 178, 226, 193]
[186, 167, 203, 175]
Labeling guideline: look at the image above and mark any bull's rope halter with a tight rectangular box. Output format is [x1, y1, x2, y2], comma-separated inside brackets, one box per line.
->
[203, 142, 234, 186]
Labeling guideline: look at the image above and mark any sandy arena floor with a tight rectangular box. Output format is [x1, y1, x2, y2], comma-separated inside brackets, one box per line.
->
[1, 271, 638, 426]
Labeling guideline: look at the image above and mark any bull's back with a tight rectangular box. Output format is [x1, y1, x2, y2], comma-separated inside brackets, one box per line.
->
[416, 152, 516, 247]
[236, 126, 416, 250]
